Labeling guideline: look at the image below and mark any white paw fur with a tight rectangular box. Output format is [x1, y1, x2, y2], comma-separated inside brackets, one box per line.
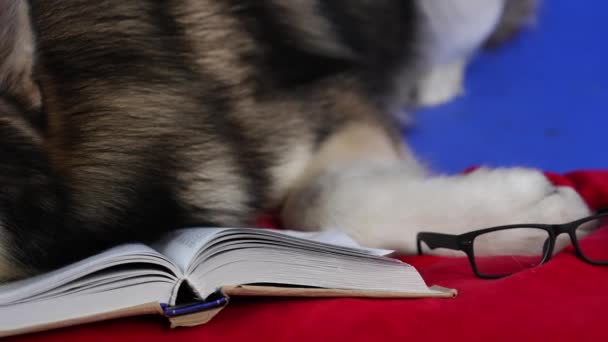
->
[282, 165, 591, 256]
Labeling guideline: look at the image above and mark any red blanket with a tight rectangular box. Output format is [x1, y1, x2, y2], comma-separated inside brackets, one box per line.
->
[9, 170, 608, 342]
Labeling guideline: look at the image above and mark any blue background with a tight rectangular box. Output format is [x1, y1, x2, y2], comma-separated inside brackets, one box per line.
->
[407, 0, 608, 174]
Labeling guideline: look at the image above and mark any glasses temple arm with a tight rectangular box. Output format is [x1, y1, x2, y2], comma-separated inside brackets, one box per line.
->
[416, 232, 462, 255]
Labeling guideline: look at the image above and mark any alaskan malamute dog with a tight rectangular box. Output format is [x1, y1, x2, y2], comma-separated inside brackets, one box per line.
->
[0, 0, 588, 281]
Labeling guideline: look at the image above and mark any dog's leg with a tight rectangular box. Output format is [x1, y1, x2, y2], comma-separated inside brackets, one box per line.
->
[282, 125, 591, 255]
[413, 60, 466, 107]
[0, 1, 46, 281]
[0, 99, 56, 281]
[413, 0, 506, 107]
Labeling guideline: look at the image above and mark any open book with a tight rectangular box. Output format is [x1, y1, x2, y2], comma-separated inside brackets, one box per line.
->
[0, 227, 455, 337]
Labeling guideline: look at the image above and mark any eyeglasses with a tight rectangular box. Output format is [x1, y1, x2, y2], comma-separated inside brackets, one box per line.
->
[416, 209, 608, 279]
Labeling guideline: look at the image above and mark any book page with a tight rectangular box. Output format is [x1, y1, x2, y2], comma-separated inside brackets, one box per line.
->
[0, 244, 179, 306]
[279, 230, 394, 256]
[189, 246, 435, 299]
[153, 228, 393, 272]
[152, 228, 226, 272]
[157, 227, 441, 300]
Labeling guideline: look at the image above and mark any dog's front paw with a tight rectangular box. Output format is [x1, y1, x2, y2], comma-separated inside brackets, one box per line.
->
[282, 164, 593, 256]
[466, 167, 591, 224]
[526, 186, 591, 225]
[460, 168, 592, 256]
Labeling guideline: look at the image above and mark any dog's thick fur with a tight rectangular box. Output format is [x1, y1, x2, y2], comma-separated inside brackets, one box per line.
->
[0, 0, 589, 281]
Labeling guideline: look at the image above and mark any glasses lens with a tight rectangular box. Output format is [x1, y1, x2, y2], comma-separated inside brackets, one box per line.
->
[473, 228, 551, 277]
[576, 216, 608, 262]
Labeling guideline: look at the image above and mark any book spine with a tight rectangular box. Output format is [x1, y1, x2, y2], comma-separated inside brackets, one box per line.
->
[162, 298, 228, 317]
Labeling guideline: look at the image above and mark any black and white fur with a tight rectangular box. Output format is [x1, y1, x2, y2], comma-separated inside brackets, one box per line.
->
[0, 0, 587, 282]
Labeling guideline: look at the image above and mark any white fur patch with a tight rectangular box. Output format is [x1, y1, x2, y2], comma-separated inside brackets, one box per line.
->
[418, 0, 505, 64]
[414, 0, 505, 107]
[414, 60, 466, 107]
[270, 143, 312, 204]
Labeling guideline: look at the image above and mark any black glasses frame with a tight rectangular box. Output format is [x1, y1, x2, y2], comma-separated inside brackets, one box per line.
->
[416, 208, 608, 279]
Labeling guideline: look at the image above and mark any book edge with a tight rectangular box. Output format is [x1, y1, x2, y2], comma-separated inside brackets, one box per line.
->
[221, 285, 457, 299]
[0, 302, 164, 338]
[1, 285, 457, 336]
[168, 284, 456, 329]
